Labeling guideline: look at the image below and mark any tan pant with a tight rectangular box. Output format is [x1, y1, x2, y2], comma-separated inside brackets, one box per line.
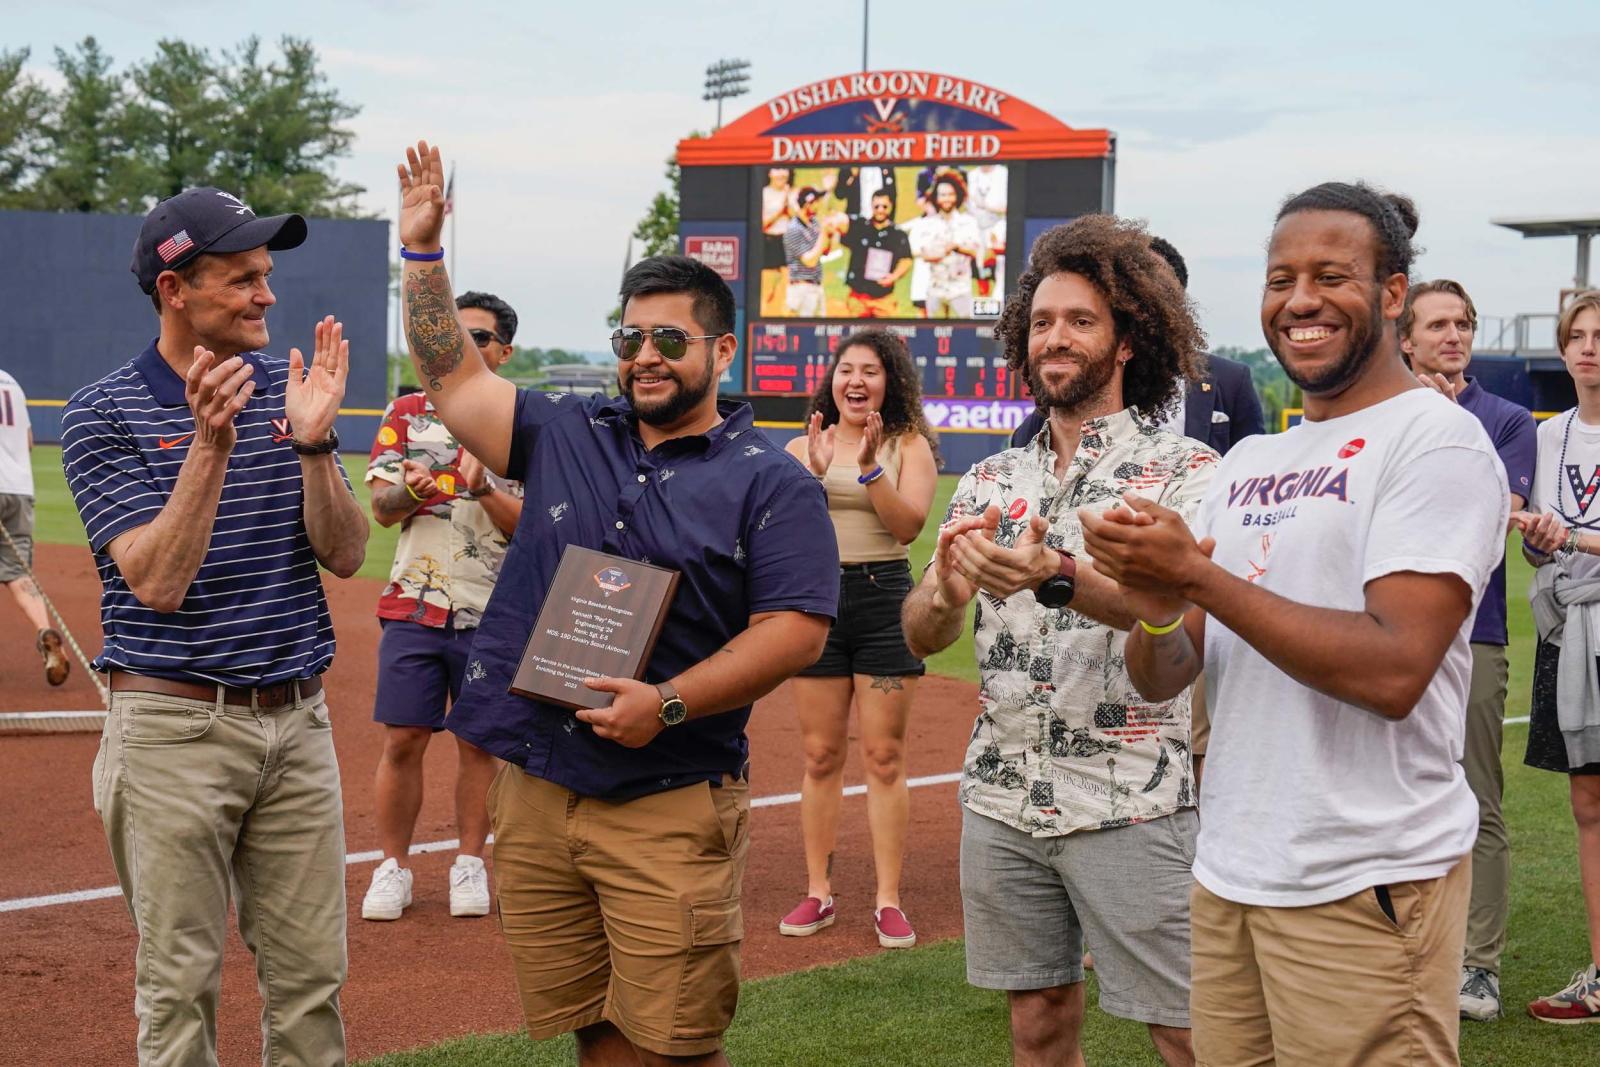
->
[489, 766, 750, 1057]
[1462, 643, 1509, 972]
[93, 685, 347, 1067]
[1190, 858, 1469, 1067]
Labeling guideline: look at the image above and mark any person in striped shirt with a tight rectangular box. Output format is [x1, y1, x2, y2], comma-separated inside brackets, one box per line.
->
[61, 186, 370, 1067]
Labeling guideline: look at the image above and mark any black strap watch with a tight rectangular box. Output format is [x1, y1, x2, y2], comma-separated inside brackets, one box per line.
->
[291, 427, 340, 455]
[656, 681, 688, 726]
[1034, 549, 1077, 610]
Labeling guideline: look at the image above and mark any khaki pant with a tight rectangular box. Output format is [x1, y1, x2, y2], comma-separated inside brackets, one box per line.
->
[94, 685, 347, 1067]
[489, 766, 750, 1057]
[1462, 642, 1509, 972]
[1190, 858, 1469, 1067]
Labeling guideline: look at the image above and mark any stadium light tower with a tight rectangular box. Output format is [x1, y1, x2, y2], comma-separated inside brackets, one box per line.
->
[704, 58, 751, 131]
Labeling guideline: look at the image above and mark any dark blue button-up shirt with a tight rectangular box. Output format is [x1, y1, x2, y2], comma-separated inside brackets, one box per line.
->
[446, 391, 838, 798]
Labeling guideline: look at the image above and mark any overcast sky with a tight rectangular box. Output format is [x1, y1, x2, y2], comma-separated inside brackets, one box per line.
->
[14, 1, 1597, 354]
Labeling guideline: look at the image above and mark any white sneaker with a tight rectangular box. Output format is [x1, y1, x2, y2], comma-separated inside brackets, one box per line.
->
[361, 858, 413, 921]
[1460, 966, 1501, 1021]
[449, 854, 491, 918]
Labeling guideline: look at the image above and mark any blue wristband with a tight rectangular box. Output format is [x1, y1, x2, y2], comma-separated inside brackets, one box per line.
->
[400, 247, 445, 262]
[858, 466, 885, 485]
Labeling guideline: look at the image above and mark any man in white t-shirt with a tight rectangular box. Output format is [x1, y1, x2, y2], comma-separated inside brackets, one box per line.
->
[1080, 181, 1507, 1065]
[0, 369, 69, 685]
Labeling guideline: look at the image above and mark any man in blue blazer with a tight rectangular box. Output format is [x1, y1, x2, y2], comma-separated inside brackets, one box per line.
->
[1009, 235, 1265, 455]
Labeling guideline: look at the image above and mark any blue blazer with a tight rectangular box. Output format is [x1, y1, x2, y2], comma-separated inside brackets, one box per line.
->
[1008, 353, 1265, 456]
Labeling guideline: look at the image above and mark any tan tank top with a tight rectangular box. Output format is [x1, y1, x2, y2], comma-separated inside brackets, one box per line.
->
[821, 435, 908, 563]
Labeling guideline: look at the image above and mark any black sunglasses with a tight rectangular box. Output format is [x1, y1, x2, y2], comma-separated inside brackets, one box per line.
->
[610, 327, 721, 362]
[468, 328, 503, 348]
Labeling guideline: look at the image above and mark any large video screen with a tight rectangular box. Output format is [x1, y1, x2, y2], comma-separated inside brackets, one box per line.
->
[755, 163, 1008, 320]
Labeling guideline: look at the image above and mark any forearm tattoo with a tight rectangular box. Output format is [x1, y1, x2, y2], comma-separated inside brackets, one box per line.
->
[404, 265, 465, 391]
[1159, 630, 1197, 672]
[376, 481, 422, 519]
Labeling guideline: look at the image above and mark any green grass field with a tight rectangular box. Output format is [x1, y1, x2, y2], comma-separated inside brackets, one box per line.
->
[26, 448, 1595, 1065]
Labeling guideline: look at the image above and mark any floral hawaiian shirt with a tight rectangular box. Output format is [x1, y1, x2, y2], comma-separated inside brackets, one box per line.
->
[366, 392, 522, 629]
[950, 407, 1217, 836]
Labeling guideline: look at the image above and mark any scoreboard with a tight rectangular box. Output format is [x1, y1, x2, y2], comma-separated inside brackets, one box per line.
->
[676, 67, 1113, 466]
[747, 322, 1020, 400]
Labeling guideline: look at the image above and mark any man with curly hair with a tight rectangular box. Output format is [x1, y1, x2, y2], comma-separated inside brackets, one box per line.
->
[903, 214, 1217, 1066]
[1081, 182, 1506, 1064]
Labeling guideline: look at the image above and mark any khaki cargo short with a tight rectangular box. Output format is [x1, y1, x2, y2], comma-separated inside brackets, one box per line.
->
[0, 493, 33, 583]
[488, 766, 751, 1057]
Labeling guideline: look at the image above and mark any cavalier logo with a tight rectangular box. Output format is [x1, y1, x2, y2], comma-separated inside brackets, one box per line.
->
[1338, 438, 1365, 459]
[593, 567, 632, 597]
[864, 97, 906, 134]
[270, 417, 294, 443]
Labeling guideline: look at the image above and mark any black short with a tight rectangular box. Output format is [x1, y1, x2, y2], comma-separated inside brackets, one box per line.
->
[762, 233, 787, 270]
[1525, 640, 1600, 775]
[798, 560, 926, 678]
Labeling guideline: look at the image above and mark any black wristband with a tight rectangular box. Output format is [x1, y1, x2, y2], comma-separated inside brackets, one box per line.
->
[291, 427, 340, 455]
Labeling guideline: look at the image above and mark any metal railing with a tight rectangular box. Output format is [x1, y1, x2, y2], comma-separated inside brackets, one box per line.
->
[1476, 313, 1558, 356]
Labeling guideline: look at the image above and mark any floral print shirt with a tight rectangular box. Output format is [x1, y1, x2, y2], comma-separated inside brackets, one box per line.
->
[366, 393, 522, 629]
[951, 408, 1217, 836]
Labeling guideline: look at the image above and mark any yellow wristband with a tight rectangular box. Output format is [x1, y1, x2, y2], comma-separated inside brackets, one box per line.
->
[1138, 616, 1184, 636]
[404, 482, 427, 503]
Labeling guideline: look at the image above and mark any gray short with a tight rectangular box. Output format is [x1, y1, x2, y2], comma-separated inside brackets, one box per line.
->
[960, 804, 1196, 1029]
[0, 494, 33, 583]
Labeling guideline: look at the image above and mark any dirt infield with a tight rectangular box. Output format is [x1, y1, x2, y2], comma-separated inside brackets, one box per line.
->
[0, 544, 979, 1064]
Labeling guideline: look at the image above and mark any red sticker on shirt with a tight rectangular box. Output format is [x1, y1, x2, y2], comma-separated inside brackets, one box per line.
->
[1008, 498, 1029, 520]
[1338, 438, 1365, 459]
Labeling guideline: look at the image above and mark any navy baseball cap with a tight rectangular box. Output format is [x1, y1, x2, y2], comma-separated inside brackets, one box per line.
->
[132, 187, 307, 293]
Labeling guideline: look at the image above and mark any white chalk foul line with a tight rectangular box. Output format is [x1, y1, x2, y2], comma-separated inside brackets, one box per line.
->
[0, 771, 966, 916]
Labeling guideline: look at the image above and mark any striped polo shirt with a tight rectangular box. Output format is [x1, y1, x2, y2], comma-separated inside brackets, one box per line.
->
[61, 342, 345, 686]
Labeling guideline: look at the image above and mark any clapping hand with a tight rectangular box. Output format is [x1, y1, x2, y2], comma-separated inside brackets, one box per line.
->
[1512, 510, 1567, 556]
[805, 412, 835, 476]
[858, 411, 884, 470]
[286, 316, 348, 447]
[949, 505, 1057, 598]
[184, 347, 255, 453]
[1079, 494, 1214, 626]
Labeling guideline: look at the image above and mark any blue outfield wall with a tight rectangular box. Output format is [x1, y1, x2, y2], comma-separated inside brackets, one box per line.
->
[0, 209, 390, 449]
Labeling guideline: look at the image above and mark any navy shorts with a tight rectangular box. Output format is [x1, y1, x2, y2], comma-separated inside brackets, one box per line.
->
[374, 618, 474, 730]
[798, 560, 925, 678]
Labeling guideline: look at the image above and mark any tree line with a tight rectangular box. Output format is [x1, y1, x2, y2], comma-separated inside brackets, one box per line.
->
[0, 36, 364, 217]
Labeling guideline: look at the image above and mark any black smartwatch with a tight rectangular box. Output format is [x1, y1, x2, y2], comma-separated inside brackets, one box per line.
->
[656, 681, 688, 726]
[1034, 549, 1077, 609]
[291, 427, 340, 455]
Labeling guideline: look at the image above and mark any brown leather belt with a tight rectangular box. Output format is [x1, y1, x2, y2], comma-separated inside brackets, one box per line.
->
[109, 672, 323, 709]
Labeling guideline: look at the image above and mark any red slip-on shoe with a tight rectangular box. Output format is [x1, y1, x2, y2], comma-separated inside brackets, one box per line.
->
[874, 906, 916, 949]
[778, 895, 836, 937]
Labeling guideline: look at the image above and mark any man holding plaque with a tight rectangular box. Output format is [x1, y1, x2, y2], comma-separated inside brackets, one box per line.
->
[397, 141, 837, 1067]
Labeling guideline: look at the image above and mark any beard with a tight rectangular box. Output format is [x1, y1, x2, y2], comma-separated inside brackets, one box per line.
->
[1025, 333, 1120, 414]
[622, 354, 718, 427]
[1271, 291, 1385, 396]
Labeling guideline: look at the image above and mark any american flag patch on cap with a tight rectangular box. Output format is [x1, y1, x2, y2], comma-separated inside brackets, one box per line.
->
[156, 230, 194, 263]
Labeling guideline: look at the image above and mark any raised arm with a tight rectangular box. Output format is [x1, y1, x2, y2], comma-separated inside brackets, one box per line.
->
[398, 140, 516, 475]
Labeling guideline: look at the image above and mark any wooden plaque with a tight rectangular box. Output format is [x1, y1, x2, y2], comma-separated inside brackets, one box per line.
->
[509, 545, 680, 710]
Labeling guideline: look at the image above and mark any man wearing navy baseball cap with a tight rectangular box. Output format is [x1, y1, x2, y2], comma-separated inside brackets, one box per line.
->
[63, 187, 369, 1067]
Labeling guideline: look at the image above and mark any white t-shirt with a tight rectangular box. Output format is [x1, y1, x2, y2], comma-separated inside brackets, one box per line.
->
[0, 370, 32, 497]
[1530, 409, 1600, 646]
[1193, 388, 1507, 907]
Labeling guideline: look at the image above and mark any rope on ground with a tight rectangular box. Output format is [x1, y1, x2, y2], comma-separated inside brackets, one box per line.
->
[0, 522, 109, 710]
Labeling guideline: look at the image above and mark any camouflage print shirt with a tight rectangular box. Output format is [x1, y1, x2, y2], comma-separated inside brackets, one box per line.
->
[366, 393, 522, 629]
[952, 407, 1217, 836]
